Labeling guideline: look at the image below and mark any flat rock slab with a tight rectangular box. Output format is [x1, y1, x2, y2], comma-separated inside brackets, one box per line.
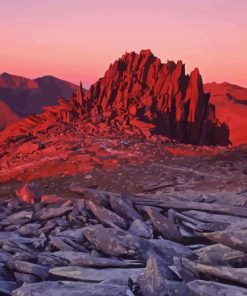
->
[147, 239, 193, 264]
[138, 256, 188, 296]
[14, 261, 49, 280]
[0, 231, 34, 244]
[188, 280, 247, 296]
[8, 211, 33, 222]
[11, 281, 134, 296]
[0, 232, 21, 242]
[194, 244, 247, 267]
[39, 206, 72, 220]
[0, 281, 17, 295]
[54, 251, 144, 267]
[17, 223, 41, 236]
[110, 196, 143, 223]
[82, 225, 146, 258]
[128, 219, 153, 239]
[0, 251, 10, 263]
[49, 266, 144, 283]
[202, 229, 247, 252]
[56, 229, 83, 242]
[182, 257, 247, 286]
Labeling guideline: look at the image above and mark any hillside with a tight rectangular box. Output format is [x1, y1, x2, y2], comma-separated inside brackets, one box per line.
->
[0, 100, 20, 131]
[204, 82, 247, 145]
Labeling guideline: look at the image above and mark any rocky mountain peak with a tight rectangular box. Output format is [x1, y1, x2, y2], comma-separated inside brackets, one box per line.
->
[81, 50, 229, 145]
[1, 50, 229, 146]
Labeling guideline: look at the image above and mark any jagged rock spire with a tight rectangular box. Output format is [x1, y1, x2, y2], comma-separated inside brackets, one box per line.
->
[86, 50, 229, 145]
[76, 81, 84, 106]
[0, 51, 229, 146]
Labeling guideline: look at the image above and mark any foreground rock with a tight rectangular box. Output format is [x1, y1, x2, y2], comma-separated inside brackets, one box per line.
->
[182, 257, 247, 286]
[82, 225, 146, 259]
[0, 281, 17, 295]
[0, 184, 246, 295]
[11, 281, 134, 296]
[54, 251, 143, 267]
[202, 229, 247, 252]
[49, 266, 144, 283]
[188, 280, 247, 296]
[138, 256, 188, 296]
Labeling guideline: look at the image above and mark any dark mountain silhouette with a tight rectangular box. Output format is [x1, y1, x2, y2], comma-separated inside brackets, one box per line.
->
[0, 72, 78, 118]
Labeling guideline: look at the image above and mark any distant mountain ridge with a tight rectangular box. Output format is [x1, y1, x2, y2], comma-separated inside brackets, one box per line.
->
[0, 72, 78, 118]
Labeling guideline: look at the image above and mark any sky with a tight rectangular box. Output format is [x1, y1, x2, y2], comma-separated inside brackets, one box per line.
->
[0, 0, 246, 88]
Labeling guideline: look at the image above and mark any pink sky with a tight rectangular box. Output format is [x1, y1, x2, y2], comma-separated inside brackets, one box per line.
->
[0, 0, 246, 88]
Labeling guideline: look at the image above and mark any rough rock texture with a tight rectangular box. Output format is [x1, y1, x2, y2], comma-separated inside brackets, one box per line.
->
[12, 282, 134, 296]
[0, 183, 247, 295]
[80, 50, 229, 145]
[0, 50, 229, 145]
[204, 82, 247, 145]
[0, 101, 20, 131]
[188, 280, 247, 296]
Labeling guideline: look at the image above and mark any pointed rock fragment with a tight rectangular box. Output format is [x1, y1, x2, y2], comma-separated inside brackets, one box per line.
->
[110, 196, 143, 223]
[128, 219, 153, 239]
[145, 206, 183, 241]
[50, 236, 75, 251]
[88, 201, 127, 229]
[138, 256, 188, 296]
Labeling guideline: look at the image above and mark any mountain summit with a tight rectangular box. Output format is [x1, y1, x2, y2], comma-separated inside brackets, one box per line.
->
[78, 49, 229, 145]
[1, 50, 229, 145]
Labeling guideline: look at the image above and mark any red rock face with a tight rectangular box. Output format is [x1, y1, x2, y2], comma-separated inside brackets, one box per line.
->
[0, 100, 20, 131]
[204, 82, 247, 145]
[1, 50, 229, 146]
[81, 50, 229, 145]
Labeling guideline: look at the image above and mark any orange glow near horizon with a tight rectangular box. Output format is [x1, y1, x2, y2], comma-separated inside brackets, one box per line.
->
[0, 0, 246, 88]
